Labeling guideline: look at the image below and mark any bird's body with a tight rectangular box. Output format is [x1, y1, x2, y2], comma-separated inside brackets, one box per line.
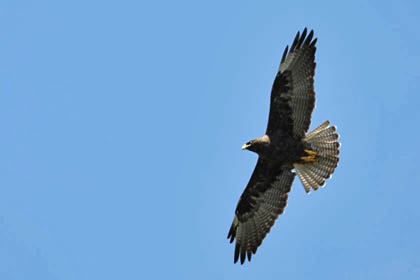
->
[228, 28, 341, 264]
[247, 134, 304, 163]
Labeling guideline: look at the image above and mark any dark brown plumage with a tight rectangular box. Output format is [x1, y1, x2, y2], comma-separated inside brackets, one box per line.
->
[227, 28, 340, 264]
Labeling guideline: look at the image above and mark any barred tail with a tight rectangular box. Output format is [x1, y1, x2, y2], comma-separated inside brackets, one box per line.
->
[294, 121, 340, 193]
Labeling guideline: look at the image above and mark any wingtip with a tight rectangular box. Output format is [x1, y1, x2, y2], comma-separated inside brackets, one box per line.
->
[234, 243, 240, 264]
[281, 45, 289, 64]
[297, 30, 306, 49]
[291, 31, 300, 51]
[240, 249, 246, 264]
[305, 30, 314, 45]
[291, 28, 317, 52]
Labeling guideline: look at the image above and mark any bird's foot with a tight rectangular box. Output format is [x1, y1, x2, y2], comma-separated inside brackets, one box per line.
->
[301, 150, 318, 163]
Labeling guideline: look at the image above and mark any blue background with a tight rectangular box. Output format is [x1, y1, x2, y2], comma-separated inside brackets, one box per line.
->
[1, 1, 420, 279]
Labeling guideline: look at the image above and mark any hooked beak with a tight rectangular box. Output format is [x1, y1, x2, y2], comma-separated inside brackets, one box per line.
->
[242, 143, 251, 150]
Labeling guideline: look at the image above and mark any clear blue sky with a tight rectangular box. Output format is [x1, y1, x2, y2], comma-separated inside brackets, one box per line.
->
[1, 1, 420, 279]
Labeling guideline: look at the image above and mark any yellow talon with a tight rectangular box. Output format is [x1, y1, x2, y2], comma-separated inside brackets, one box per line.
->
[305, 149, 318, 156]
[301, 150, 318, 163]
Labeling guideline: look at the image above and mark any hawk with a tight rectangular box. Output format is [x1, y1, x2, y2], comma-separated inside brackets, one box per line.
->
[227, 28, 340, 264]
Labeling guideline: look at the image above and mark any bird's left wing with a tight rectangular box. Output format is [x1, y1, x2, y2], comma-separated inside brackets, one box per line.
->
[227, 159, 296, 264]
[266, 28, 317, 138]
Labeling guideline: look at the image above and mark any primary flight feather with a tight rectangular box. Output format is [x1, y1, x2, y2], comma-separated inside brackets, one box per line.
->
[228, 28, 340, 264]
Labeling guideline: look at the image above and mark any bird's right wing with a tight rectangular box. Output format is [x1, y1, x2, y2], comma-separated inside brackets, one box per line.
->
[227, 159, 296, 264]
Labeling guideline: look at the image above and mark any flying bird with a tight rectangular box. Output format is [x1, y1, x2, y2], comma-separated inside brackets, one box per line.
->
[227, 28, 340, 264]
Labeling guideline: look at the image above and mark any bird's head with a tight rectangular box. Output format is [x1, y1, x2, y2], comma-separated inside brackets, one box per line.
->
[242, 135, 270, 154]
[241, 140, 254, 151]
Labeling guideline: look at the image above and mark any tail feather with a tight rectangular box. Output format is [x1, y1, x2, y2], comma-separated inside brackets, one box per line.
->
[306, 163, 331, 179]
[304, 167, 325, 187]
[316, 156, 339, 169]
[294, 121, 340, 193]
[312, 161, 335, 178]
[306, 128, 339, 143]
[305, 120, 330, 137]
[295, 166, 316, 193]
